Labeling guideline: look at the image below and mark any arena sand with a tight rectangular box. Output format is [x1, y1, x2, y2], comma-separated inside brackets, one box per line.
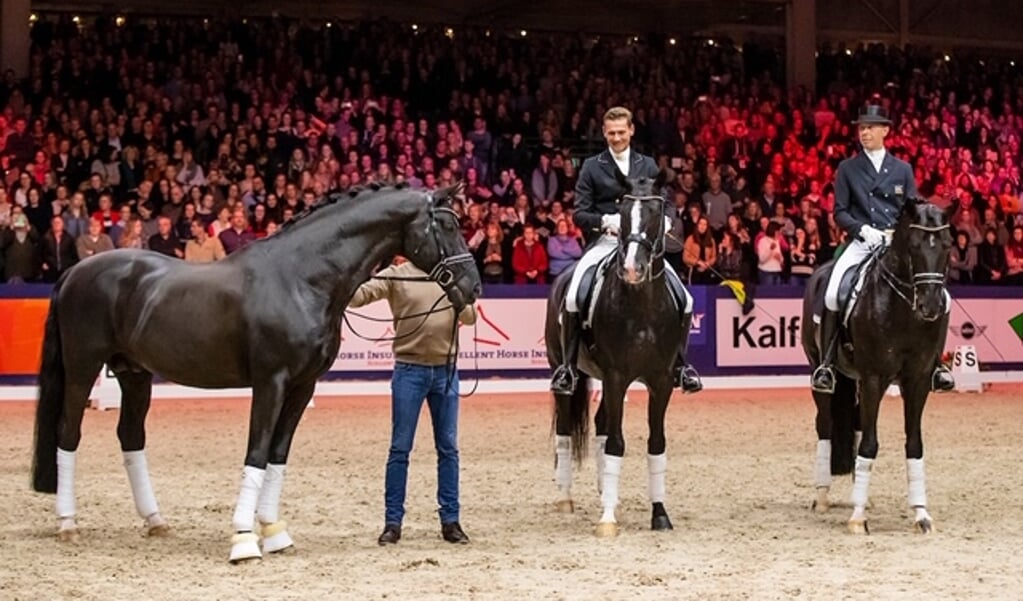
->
[1, 386, 1021, 600]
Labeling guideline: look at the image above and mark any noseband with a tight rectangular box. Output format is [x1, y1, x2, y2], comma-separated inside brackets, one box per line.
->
[616, 194, 667, 282]
[876, 222, 950, 313]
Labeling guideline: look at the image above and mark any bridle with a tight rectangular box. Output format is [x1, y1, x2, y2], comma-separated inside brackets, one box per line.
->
[615, 193, 667, 282]
[876, 222, 950, 314]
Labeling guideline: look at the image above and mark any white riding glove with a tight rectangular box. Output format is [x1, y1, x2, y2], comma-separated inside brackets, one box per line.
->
[601, 214, 621, 235]
[663, 216, 672, 235]
[859, 224, 886, 249]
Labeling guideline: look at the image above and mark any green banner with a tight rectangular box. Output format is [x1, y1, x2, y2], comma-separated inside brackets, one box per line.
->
[1010, 312, 1023, 343]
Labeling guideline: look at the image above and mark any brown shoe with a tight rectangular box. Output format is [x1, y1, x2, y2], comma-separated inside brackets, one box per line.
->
[377, 524, 401, 545]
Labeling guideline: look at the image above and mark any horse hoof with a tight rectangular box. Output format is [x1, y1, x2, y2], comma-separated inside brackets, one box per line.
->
[651, 515, 674, 531]
[555, 500, 575, 513]
[915, 519, 934, 534]
[847, 519, 869, 535]
[812, 499, 830, 514]
[260, 521, 295, 554]
[594, 522, 619, 538]
[229, 532, 263, 563]
[58, 528, 80, 543]
[146, 523, 171, 537]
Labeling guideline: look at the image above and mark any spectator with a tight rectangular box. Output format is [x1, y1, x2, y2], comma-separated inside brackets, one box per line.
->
[474, 222, 506, 284]
[119, 218, 146, 250]
[757, 222, 787, 286]
[219, 209, 256, 255]
[1, 215, 39, 283]
[38, 216, 78, 283]
[148, 216, 182, 258]
[76, 217, 115, 260]
[185, 219, 226, 263]
[683, 216, 717, 284]
[702, 173, 732, 233]
[949, 231, 978, 284]
[547, 219, 583, 278]
[716, 232, 744, 281]
[530, 152, 559, 207]
[1005, 226, 1023, 285]
[788, 227, 818, 285]
[975, 228, 1008, 285]
[511, 224, 548, 284]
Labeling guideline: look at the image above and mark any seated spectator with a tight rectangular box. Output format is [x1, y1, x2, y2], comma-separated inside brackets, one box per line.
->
[975, 228, 1008, 285]
[107, 204, 135, 244]
[511, 224, 548, 284]
[716, 232, 744, 281]
[219, 208, 255, 255]
[24, 188, 53, 236]
[1005, 225, 1023, 285]
[208, 206, 232, 238]
[76, 217, 115, 260]
[474, 222, 506, 284]
[148, 216, 182, 258]
[118, 217, 145, 250]
[949, 232, 977, 284]
[683, 216, 717, 285]
[185, 219, 226, 263]
[91, 193, 119, 233]
[1, 215, 39, 283]
[38, 215, 78, 283]
[250, 203, 272, 238]
[546, 218, 583, 278]
[61, 192, 91, 239]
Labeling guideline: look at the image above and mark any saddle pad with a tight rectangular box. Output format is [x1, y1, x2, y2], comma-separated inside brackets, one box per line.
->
[841, 253, 878, 327]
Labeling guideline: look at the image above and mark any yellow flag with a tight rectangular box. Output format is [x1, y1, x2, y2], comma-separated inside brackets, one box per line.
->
[719, 279, 746, 306]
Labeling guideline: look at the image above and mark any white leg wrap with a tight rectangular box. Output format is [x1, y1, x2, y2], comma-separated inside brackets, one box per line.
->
[600, 455, 623, 523]
[56, 449, 76, 519]
[232, 466, 266, 532]
[256, 463, 287, 524]
[595, 435, 607, 493]
[554, 436, 572, 500]
[850, 456, 875, 516]
[906, 458, 927, 508]
[814, 440, 832, 488]
[123, 450, 160, 519]
[853, 431, 862, 455]
[647, 453, 667, 504]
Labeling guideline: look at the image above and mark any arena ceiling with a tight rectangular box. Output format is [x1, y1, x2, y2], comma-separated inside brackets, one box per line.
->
[31, 0, 1023, 49]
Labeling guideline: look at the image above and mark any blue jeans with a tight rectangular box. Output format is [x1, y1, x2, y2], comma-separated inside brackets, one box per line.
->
[758, 270, 783, 286]
[385, 362, 460, 526]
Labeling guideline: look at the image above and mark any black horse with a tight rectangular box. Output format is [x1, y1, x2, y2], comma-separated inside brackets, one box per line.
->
[547, 171, 688, 537]
[32, 183, 481, 561]
[802, 198, 952, 534]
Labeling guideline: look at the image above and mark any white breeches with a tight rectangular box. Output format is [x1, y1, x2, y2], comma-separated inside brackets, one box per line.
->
[565, 234, 693, 314]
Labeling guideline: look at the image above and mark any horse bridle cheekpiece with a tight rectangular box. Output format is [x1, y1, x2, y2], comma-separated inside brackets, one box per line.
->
[617, 193, 667, 280]
[879, 222, 951, 312]
[418, 195, 475, 289]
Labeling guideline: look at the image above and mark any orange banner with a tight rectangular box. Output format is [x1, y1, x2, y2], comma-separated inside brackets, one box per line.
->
[0, 299, 50, 374]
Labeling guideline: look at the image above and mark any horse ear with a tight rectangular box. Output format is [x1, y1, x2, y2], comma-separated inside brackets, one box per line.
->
[653, 168, 668, 191]
[614, 168, 630, 193]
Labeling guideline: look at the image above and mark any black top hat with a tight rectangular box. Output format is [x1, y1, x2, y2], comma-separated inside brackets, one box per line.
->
[852, 104, 892, 125]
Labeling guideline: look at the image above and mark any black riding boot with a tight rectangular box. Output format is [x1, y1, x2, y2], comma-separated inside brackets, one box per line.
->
[811, 309, 840, 393]
[931, 365, 955, 392]
[551, 311, 582, 395]
[673, 312, 703, 394]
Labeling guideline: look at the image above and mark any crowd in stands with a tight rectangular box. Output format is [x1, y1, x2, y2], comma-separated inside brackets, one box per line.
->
[1, 15, 1022, 286]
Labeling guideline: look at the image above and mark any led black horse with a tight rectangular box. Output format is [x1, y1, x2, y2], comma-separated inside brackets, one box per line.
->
[32, 183, 481, 561]
[547, 171, 689, 536]
[802, 198, 952, 534]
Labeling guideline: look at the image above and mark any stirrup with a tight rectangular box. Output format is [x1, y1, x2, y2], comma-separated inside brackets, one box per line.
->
[931, 366, 955, 392]
[811, 365, 837, 394]
[551, 365, 578, 394]
[678, 365, 703, 393]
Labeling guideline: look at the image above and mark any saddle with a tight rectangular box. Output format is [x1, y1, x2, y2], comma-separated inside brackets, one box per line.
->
[813, 251, 880, 348]
[576, 256, 689, 330]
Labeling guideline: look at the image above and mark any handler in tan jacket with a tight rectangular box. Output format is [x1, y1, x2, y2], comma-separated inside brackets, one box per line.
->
[348, 256, 477, 546]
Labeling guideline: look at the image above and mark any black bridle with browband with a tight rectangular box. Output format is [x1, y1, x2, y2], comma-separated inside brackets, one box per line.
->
[875, 222, 951, 315]
[615, 193, 668, 282]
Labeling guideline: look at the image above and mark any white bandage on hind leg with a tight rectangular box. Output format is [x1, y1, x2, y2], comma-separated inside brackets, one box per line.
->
[600, 455, 623, 523]
[647, 453, 667, 504]
[56, 448, 76, 518]
[850, 456, 875, 510]
[123, 450, 160, 519]
[814, 440, 832, 488]
[554, 436, 573, 499]
[906, 458, 927, 508]
[256, 463, 287, 524]
[232, 466, 266, 532]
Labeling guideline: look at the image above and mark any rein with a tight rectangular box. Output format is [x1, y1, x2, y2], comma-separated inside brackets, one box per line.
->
[616, 193, 668, 282]
[875, 223, 950, 312]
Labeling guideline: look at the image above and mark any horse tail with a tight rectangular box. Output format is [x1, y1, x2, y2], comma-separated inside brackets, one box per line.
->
[32, 279, 65, 493]
[830, 373, 857, 476]
[551, 376, 591, 465]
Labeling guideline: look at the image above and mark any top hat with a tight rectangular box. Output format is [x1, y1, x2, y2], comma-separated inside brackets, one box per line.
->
[852, 104, 892, 125]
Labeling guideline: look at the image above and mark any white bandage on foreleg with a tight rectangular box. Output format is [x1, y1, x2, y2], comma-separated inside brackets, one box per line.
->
[647, 453, 667, 504]
[850, 456, 875, 509]
[594, 435, 608, 490]
[256, 463, 287, 524]
[814, 440, 832, 488]
[554, 436, 573, 499]
[232, 466, 266, 532]
[123, 450, 160, 519]
[906, 458, 927, 507]
[56, 449, 77, 518]
[600, 454, 623, 523]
